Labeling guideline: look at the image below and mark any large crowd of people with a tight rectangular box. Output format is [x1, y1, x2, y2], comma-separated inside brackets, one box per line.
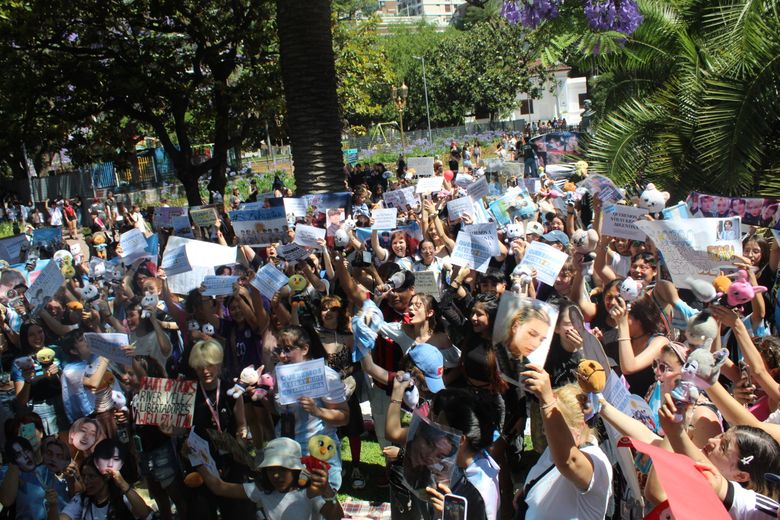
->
[0, 147, 779, 520]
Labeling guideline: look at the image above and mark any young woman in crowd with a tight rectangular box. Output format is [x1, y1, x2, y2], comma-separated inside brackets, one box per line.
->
[372, 229, 416, 271]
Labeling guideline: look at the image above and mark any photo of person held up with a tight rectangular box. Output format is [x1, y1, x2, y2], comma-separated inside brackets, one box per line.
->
[402, 413, 461, 501]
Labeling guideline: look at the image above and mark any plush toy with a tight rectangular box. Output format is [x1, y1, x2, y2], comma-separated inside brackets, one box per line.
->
[227, 365, 260, 399]
[638, 183, 670, 213]
[575, 161, 589, 178]
[351, 298, 385, 362]
[686, 277, 718, 303]
[399, 372, 420, 409]
[510, 265, 534, 295]
[91, 232, 108, 260]
[670, 348, 728, 422]
[576, 359, 607, 419]
[201, 323, 215, 336]
[298, 435, 337, 487]
[183, 472, 204, 487]
[570, 228, 599, 255]
[56, 254, 76, 279]
[140, 292, 159, 319]
[112, 390, 128, 412]
[35, 347, 60, 376]
[726, 270, 767, 308]
[685, 310, 719, 350]
[187, 320, 201, 333]
[619, 278, 644, 305]
[254, 372, 275, 400]
[712, 273, 732, 296]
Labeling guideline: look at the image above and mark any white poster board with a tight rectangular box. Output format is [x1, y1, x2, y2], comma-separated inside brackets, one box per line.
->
[201, 275, 239, 297]
[413, 270, 440, 301]
[416, 177, 444, 194]
[450, 232, 492, 273]
[275, 358, 329, 405]
[293, 225, 326, 248]
[520, 241, 569, 286]
[84, 332, 132, 366]
[252, 263, 289, 300]
[160, 245, 191, 276]
[407, 156, 435, 177]
[371, 208, 398, 230]
[447, 197, 475, 222]
[25, 261, 65, 308]
[601, 205, 649, 241]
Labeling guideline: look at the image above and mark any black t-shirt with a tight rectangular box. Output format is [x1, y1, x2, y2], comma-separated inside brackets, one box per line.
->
[192, 377, 237, 437]
[543, 335, 582, 388]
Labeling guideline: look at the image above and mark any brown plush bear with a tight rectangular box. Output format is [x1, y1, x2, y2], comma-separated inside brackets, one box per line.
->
[576, 359, 607, 394]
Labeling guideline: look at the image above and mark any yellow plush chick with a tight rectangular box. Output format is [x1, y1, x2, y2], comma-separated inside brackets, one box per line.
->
[36, 347, 57, 366]
[298, 435, 337, 487]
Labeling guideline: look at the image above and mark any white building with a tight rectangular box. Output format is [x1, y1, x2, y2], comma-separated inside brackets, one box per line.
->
[394, 0, 466, 23]
[508, 66, 588, 126]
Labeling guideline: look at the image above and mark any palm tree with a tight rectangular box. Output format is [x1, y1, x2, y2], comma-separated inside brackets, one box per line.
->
[582, 0, 780, 198]
[277, 0, 347, 195]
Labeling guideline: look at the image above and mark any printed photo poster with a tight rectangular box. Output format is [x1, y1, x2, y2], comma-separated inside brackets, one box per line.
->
[406, 156, 435, 177]
[492, 295, 559, 386]
[529, 131, 583, 165]
[635, 217, 743, 289]
[232, 220, 286, 246]
[32, 227, 63, 249]
[153, 207, 188, 229]
[0, 234, 30, 264]
[171, 215, 194, 238]
[134, 377, 198, 429]
[383, 187, 418, 210]
[403, 413, 462, 501]
[488, 188, 535, 226]
[25, 260, 65, 309]
[302, 192, 352, 230]
[577, 174, 622, 203]
[324, 207, 346, 248]
[354, 222, 423, 253]
[275, 358, 329, 405]
[686, 192, 780, 228]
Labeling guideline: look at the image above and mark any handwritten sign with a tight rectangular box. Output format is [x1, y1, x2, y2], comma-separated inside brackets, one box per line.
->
[119, 228, 148, 259]
[635, 218, 742, 289]
[520, 241, 569, 286]
[275, 358, 329, 405]
[167, 265, 214, 295]
[451, 232, 492, 273]
[293, 224, 326, 248]
[371, 208, 398, 230]
[413, 270, 440, 300]
[186, 430, 218, 475]
[447, 197, 475, 222]
[190, 208, 218, 228]
[277, 243, 310, 262]
[153, 207, 187, 228]
[252, 263, 289, 300]
[201, 275, 239, 297]
[135, 377, 197, 429]
[464, 222, 500, 256]
[407, 156, 435, 177]
[160, 245, 191, 276]
[601, 204, 649, 241]
[25, 261, 64, 308]
[416, 177, 444, 194]
[467, 176, 489, 201]
[83, 332, 132, 366]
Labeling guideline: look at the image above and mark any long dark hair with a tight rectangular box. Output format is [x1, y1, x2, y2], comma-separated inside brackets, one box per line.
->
[433, 389, 501, 453]
[460, 294, 507, 394]
[733, 425, 780, 499]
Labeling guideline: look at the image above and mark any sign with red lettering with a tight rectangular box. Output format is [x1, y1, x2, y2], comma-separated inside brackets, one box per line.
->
[134, 377, 197, 429]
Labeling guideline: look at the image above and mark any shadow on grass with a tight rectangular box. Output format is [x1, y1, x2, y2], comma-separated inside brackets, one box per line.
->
[338, 434, 390, 504]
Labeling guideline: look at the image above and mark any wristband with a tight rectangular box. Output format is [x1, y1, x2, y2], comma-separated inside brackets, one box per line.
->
[540, 399, 558, 411]
[390, 399, 402, 405]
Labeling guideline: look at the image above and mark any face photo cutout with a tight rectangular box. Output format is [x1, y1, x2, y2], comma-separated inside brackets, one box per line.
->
[93, 439, 126, 475]
[69, 418, 105, 454]
[42, 437, 71, 473]
[6, 437, 36, 472]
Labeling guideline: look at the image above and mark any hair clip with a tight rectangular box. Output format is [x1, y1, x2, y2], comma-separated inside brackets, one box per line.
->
[740, 455, 754, 466]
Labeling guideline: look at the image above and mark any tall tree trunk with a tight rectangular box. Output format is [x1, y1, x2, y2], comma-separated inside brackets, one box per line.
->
[277, 0, 346, 195]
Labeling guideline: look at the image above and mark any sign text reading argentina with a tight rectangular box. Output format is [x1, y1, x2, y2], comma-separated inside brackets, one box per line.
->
[135, 377, 197, 429]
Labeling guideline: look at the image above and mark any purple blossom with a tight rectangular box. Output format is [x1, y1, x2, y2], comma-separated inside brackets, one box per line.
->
[583, 0, 643, 34]
[500, 1, 522, 25]
[519, 0, 562, 28]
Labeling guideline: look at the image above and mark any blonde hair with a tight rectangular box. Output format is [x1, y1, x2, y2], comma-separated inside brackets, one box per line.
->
[504, 304, 551, 345]
[555, 383, 597, 442]
[188, 339, 224, 369]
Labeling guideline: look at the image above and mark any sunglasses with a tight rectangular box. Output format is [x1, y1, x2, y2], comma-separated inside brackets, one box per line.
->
[273, 345, 300, 356]
[322, 306, 341, 312]
[651, 360, 673, 373]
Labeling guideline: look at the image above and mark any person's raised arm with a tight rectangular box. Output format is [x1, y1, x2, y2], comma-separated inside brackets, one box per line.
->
[149, 313, 173, 358]
[334, 253, 366, 307]
[246, 283, 270, 335]
[613, 298, 665, 374]
[299, 259, 326, 294]
[657, 393, 708, 464]
[371, 229, 389, 262]
[359, 349, 389, 386]
[598, 398, 664, 447]
[160, 277, 188, 327]
[572, 253, 597, 320]
[707, 382, 780, 444]
[593, 233, 617, 285]
[523, 364, 597, 490]
[39, 308, 72, 337]
[319, 240, 336, 281]
[432, 212, 456, 253]
[385, 374, 411, 444]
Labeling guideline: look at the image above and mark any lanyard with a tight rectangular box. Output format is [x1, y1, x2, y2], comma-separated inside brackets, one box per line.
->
[201, 380, 222, 433]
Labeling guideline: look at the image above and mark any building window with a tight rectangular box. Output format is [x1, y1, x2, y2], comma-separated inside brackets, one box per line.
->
[445, 4, 451, 11]
[519, 99, 534, 115]
[578, 93, 589, 109]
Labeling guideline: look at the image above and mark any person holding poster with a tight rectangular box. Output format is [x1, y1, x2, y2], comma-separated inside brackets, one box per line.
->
[272, 326, 349, 492]
[188, 339, 256, 519]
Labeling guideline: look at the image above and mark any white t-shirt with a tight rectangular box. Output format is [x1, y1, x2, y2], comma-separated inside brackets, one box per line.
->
[242, 484, 325, 520]
[765, 408, 780, 425]
[609, 251, 630, 278]
[524, 443, 613, 520]
[61, 494, 150, 520]
[48, 207, 63, 226]
[724, 481, 779, 520]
